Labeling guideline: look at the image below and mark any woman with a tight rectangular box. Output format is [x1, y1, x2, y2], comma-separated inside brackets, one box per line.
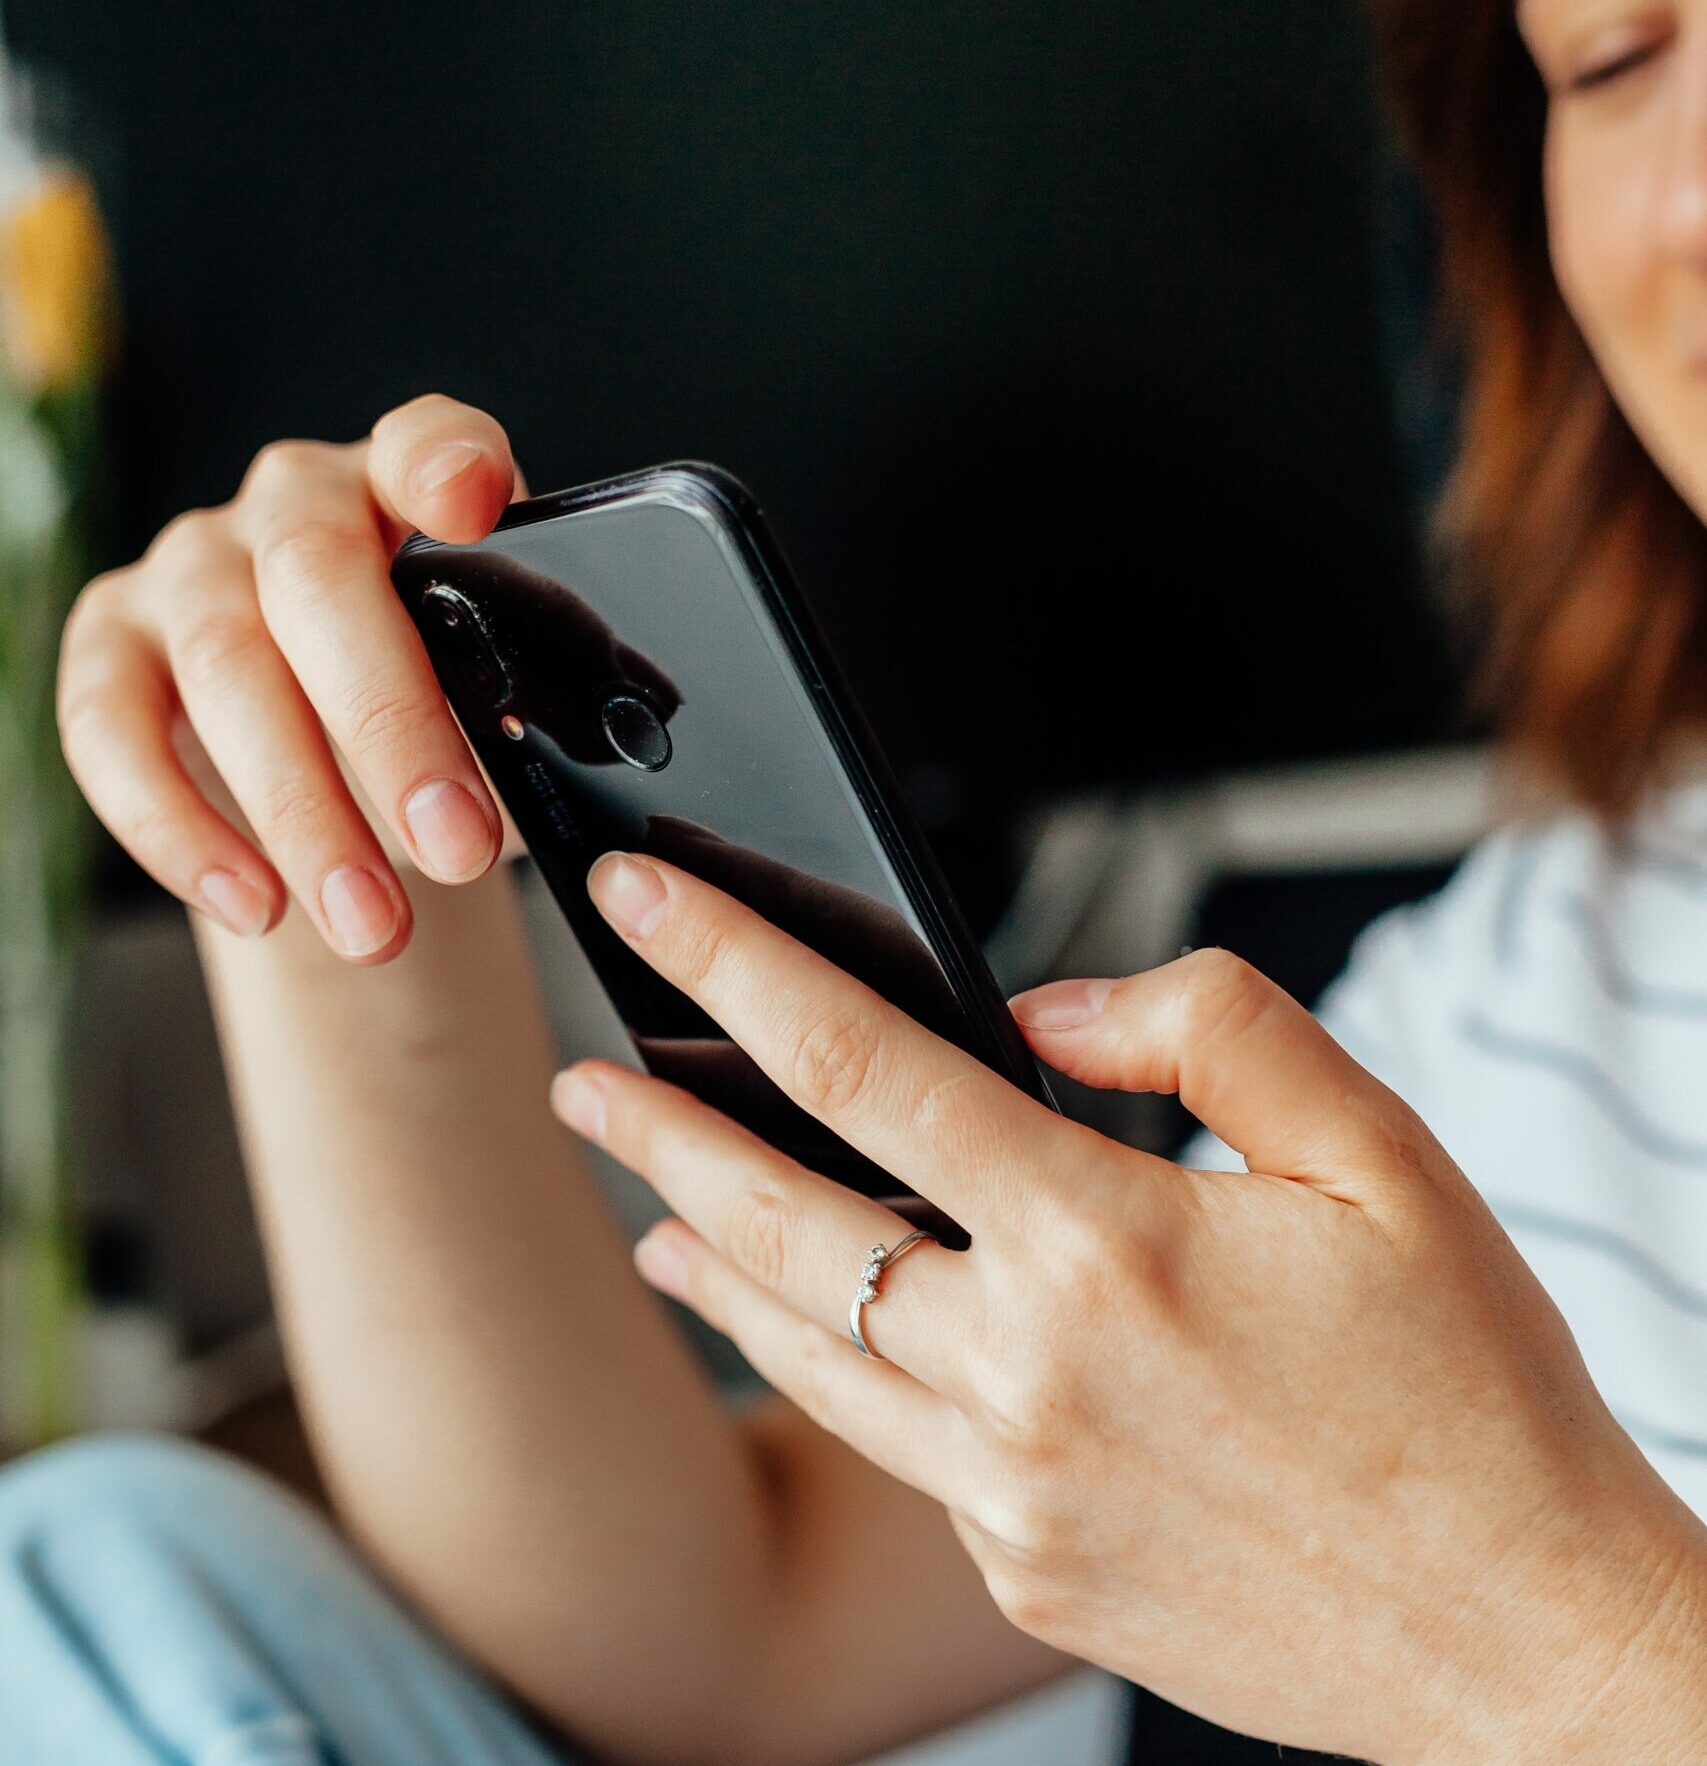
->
[10, 2, 1707, 1760]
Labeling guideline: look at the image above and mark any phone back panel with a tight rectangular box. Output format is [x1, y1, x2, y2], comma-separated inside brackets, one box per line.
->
[393, 464, 1051, 1240]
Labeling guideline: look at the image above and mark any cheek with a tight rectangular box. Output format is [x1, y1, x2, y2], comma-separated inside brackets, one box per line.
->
[1545, 119, 1653, 348]
[1542, 112, 1705, 497]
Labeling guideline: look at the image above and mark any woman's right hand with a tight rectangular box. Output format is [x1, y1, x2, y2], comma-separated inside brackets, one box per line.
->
[57, 394, 526, 962]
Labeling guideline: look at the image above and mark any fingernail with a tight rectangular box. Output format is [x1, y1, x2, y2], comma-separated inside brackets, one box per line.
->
[634, 1228, 689, 1299]
[410, 441, 481, 496]
[552, 1068, 608, 1143]
[403, 778, 496, 883]
[319, 864, 399, 956]
[588, 852, 666, 939]
[196, 867, 270, 938]
[1009, 977, 1115, 1030]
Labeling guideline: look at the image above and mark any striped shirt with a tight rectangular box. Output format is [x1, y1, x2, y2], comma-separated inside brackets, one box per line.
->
[1189, 777, 1707, 1518]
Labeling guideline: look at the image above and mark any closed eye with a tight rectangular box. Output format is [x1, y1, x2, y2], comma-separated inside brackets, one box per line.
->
[1570, 41, 1663, 92]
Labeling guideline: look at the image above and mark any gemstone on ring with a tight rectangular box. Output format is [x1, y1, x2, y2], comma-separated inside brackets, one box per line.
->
[849, 1229, 939, 1362]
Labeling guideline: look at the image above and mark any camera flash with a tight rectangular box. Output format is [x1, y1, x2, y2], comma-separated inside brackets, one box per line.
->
[501, 715, 525, 740]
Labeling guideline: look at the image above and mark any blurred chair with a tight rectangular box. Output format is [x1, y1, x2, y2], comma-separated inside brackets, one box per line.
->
[985, 744, 1493, 1157]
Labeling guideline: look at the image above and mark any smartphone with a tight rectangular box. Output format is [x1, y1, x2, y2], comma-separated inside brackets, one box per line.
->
[392, 462, 1055, 1246]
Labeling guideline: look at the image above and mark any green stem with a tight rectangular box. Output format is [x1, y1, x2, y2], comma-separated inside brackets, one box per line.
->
[0, 685, 82, 1446]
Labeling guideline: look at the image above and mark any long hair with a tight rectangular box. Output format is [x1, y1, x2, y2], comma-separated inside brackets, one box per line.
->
[1371, 1, 1707, 812]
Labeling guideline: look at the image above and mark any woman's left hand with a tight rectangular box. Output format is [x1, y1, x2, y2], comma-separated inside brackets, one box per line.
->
[550, 852, 1707, 1764]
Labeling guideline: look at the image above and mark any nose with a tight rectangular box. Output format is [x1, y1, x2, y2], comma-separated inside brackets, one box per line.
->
[1656, 33, 1707, 267]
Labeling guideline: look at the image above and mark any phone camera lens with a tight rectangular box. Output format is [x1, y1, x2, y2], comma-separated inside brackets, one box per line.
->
[421, 582, 513, 709]
[600, 691, 672, 772]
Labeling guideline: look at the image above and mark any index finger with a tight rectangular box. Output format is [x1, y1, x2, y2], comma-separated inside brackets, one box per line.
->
[366, 393, 519, 547]
[584, 850, 1118, 1237]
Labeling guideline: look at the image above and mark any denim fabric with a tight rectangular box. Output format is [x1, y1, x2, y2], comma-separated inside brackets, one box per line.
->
[0, 1433, 583, 1766]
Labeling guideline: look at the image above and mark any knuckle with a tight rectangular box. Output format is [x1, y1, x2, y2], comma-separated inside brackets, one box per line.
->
[58, 572, 123, 663]
[618, 1076, 684, 1167]
[1105, 1225, 1184, 1320]
[335, 676, 434, 757]
[1046, 1188, 1186, 1330]
[979, 1556, 1030, 1628]
[55, 678, 121, 767]
[970, 1470, 1072, 1568]
[1177, 946, 1272, 1045]
[249, 772, 330, 845]
[171, 608, 271, 695]
[253, 517, 371, 607]
[946, 1504, 995, 1565]
[789, 1003, 884, 1118]
[147, 508, 225, 570]
[982, 1559, 1057, 1637]
[117, 794, 186, 862]
[241, 438, 325, 499]
[1045, 1187, 1119, 1273]
[724, 1184, 793, 1292]
[1352, 1113, 1459, 1232]
[671, 1251, 720, 1330]
[1374, 1091, 1446, 1171]
[911, 1069, 993, 1163]
[781, 1318, 833, 1414]
[968, 1345, 1059, 1451]
[669, 910, 738, 994]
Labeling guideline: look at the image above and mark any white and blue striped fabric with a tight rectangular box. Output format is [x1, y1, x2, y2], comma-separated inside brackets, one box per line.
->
[1185, 779, 1707, 1516]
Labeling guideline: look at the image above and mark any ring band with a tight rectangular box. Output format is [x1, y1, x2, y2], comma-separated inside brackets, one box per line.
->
[848, 1230, 937, 1360]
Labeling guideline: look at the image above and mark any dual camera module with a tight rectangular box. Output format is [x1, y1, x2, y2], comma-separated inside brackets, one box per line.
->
[422, 582, 672, 773]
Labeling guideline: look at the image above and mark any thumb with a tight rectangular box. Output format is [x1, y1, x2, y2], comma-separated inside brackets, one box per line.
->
[1009, 949, 1432, 1198]
[366, 392, 522, 547]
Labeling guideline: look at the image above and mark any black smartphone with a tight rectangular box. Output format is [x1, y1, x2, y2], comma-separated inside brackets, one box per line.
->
[392, 462, 1055, 1246]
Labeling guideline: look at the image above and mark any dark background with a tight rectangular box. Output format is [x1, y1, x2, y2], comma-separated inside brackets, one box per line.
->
[12, 0, 1463, 933]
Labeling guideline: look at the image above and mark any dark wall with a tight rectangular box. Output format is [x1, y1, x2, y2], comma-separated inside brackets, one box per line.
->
[13, 0, 1459, 919]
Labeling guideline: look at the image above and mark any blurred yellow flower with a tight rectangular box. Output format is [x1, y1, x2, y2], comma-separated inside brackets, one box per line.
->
[0, 167, 110, 393]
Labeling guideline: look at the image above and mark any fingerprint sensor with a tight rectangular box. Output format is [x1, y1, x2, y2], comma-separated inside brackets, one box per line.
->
[600, 691, 672, 772]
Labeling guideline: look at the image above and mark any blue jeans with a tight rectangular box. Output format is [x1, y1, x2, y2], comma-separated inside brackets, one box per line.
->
[0, 1432, 586, 1765]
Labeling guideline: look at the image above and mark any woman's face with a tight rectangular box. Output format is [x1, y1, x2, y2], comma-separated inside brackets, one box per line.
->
[1524, 0, 1707, 516]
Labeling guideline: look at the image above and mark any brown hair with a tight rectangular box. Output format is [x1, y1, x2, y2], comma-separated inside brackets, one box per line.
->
[1370, 2, 1707, 814]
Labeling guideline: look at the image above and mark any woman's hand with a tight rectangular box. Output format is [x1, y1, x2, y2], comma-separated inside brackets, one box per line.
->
[57, 394, 525, 960]
[550, 851, 1707, 1764]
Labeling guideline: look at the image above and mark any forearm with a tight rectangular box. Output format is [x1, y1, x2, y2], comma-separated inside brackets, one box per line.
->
[192, 861, 774, 1761]
[733, 1399, 1075, 1766]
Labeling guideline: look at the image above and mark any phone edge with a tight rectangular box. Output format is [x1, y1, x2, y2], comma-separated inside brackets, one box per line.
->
[394, 462, 1059, 1116]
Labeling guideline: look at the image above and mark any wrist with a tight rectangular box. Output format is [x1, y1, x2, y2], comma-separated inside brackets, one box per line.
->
[191, 851, 521, 978]
[1425, 1498, 1707, 1764]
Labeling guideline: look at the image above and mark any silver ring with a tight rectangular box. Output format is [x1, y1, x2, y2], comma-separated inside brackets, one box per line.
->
[848, 1230, 937, 1360]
